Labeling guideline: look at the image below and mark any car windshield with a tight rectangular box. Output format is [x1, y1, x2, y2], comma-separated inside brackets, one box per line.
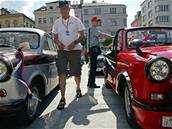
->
[127, 28, 172, 48]
[0, 31, 39, 50]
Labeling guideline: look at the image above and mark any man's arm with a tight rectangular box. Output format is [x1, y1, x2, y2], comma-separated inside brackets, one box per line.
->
[68, 30, 85, 50]
[52, 33, 65, 50]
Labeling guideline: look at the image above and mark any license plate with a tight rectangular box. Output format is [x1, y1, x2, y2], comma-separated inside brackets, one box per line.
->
[162, 116, 172, 127]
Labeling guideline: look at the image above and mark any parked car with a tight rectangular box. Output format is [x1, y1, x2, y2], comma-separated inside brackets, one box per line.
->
[0, 28, 58, 124]
[96, 53, 105, 73]
[104, 26, 172, 129]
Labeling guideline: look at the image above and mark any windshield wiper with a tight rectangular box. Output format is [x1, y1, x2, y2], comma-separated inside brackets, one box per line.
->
[0, 44, 15, 48]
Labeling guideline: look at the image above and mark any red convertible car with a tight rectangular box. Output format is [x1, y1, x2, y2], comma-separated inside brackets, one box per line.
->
[104, 26, 172, 129]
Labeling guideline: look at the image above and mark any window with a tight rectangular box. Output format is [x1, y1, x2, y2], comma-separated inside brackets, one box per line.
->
[110, 8, 116, 14]
[111, 20, 117, 26]
[26, 22, 29, 27]
[143, 15, 146, 21]
[84, 9, 88, 15]
[84, 20, 89, 28]
[156, 16, 170, 23]
[142, 6, 146, 13]
[158, 5, 169, 12]
[5, 20, 10, 27]
[43, 18, 47, 24]
[148, 1, 152, 8]
[13, 20, 18, 27]
[43, 36, 50, 50]
[49, 6, 53, 9]
[123, 18, 127, 26]
[123, 8, 126, 14]
[38, 18, 42, 24]
[148, 10, 152, 18]
[50, 17, 54, 24]
[47, 36, 56, 51]
[95, 8, 101, 15]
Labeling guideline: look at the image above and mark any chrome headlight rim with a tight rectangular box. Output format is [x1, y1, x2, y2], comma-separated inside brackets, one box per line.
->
[145, 57, 171, 83]
[0, 58, 13, 82]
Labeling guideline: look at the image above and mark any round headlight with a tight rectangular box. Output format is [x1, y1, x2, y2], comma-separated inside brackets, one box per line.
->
[0, 61, 8, 80]
[145, 57, 171, 82]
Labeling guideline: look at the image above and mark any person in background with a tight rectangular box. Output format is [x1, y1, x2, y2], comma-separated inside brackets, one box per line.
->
[52, 1, 85, 110]
[87, 16, 113, 88]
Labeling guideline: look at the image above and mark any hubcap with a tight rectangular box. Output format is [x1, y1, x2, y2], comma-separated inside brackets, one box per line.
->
[27, 87, 39, 118]
[124, 87, 131, 117]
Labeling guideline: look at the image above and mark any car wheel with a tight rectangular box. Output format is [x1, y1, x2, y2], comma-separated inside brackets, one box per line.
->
[124, 85, 139, 128]
[17, 86, 39, 125]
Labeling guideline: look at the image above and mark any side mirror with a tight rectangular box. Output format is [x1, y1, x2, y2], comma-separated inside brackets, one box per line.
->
[131, 39, 144, 56]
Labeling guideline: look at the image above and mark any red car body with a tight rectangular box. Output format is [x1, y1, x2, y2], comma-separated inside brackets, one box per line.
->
[104, 26, 172, 129]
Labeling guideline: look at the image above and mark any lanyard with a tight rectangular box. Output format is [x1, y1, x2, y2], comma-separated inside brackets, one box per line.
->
[62, 18, 69, 31]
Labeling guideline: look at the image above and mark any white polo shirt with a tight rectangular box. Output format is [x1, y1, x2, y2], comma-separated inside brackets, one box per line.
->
[52, 16, 85, 51]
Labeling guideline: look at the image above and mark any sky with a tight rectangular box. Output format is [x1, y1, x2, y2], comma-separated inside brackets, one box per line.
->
[0, 0, 143, 26]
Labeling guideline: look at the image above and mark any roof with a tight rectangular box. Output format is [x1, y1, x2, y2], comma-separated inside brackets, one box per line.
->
[34, 6, 47, 12]
[82, 2, 126, 7]
[46, 1, 59, 4]
[0, 28, 45, 36]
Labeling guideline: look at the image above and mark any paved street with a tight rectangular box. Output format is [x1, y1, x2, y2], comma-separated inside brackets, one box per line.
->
[1, 65, 131, 129]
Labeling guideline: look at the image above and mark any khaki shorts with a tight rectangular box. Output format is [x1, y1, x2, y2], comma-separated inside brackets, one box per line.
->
[57, 50, 81, 76]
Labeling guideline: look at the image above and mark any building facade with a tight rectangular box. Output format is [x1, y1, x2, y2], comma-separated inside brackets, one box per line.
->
[82, 1, 127, 35]
[141, 0, 172, 26]
[131, 11, 142, 27]
[34, 1, 127, 34]
[34, 1, 79, 33]
[0, 8, 35, 28]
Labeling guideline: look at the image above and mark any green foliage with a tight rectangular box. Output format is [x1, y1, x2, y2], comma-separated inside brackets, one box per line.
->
[101, 37, 113, 46]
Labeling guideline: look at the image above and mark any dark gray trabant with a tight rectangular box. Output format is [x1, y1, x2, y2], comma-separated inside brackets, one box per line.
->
[0, 28, 58, 123]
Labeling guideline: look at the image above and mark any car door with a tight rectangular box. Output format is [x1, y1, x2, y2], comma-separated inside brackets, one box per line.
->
[105, 30, 122, 85]
[42, 34, 58, 94]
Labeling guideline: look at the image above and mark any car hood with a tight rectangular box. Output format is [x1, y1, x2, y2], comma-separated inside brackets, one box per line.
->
[141, 46, 172, 60]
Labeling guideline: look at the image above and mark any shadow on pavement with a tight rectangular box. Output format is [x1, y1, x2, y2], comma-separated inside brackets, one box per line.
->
[27, 87, 110, 129]
[101, 85, 132, 129]
[0, 87, 59, 129]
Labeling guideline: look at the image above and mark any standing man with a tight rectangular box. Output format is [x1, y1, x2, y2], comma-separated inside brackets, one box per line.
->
[87, 16, 113, 88]
[52, 1, 85, 110]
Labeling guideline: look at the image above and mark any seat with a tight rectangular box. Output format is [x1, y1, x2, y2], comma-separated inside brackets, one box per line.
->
[18, 42, 30, 50]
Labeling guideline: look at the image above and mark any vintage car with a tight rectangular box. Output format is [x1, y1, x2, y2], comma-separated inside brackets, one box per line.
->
[96, 53, 105, 73]
[104, 26, 172, 129]
[0, 28, 58, 124]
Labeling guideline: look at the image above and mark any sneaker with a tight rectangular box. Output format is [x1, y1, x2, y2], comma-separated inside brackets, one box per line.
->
[57, 99, 66, 110]
[76, 89, 82, 98]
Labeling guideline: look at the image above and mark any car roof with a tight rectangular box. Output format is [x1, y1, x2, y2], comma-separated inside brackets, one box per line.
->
[123, 26, 172, 31]
[0, 27, 46, 36]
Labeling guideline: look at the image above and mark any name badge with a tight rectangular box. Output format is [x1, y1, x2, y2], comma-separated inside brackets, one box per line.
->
[66, 30, 70, 36]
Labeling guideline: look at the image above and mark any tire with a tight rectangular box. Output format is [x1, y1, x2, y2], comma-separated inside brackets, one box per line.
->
[124, 84, 139, 128]
[17, 85, 40, 125]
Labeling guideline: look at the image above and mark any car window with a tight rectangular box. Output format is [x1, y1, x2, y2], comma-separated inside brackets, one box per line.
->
[0, 31, 39, 50]
[43, 36, 50, 50]
[117, 31, 122, 51]
[47, 36, 56, 51]
[127, 28, 172, 48]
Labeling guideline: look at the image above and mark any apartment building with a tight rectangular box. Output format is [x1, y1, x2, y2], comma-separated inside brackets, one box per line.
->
[82, 1, 127, 35]
[141, 0, 172, 26]
[131, 11, 142, 27]
[0, 8, 35, 28]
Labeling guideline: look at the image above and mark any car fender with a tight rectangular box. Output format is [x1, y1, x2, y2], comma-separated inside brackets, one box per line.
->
[116, 70, 134, 98]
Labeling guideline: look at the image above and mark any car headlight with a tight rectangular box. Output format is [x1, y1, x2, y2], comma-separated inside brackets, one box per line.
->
[145, 57, 171, 82]
[0, 61, 8, 80]
[0, 58, 13, 82]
